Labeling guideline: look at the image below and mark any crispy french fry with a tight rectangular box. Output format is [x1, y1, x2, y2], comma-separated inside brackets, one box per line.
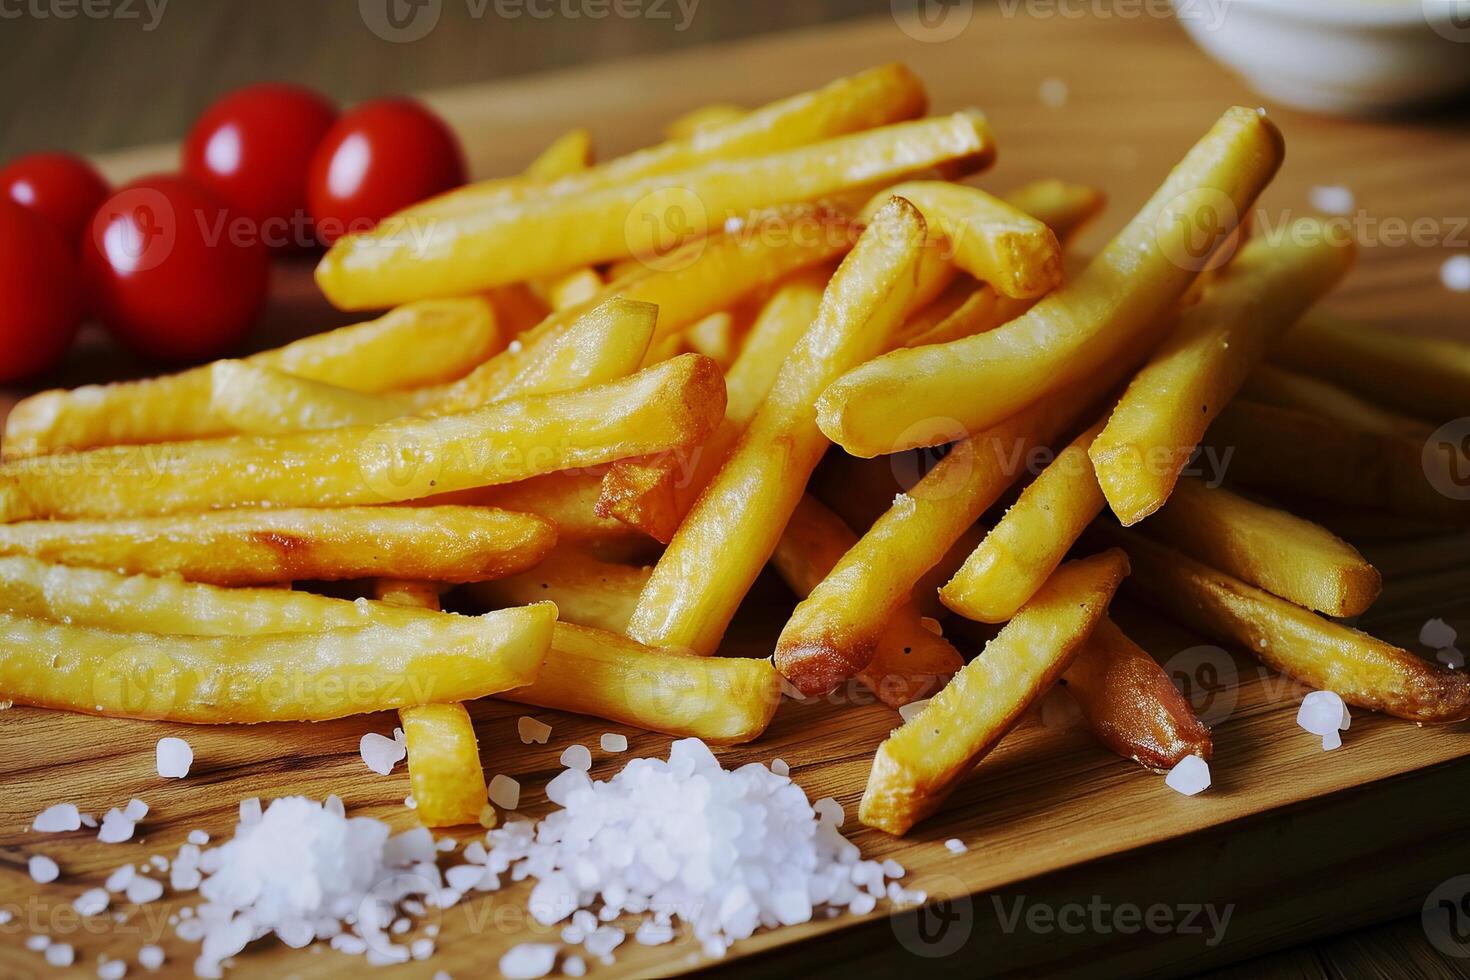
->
[1242, 364, 1429, 438]
[772, 495, 962, 708]
[460, 473, 651, 554]
[0, 603, 556, 724]
[0, 354, 726, 521]
[1003, 179, 1106, 245]
[940, 417, 1108, 624]
[1062, 617, 1213, 771]
[860, 550, 1129, 835]
[1274, 309, 1470, 422]
[627, 198, 927, 655]
[816, 106, 1284, 457]
[1089, 223, 1354, 525]
[1146, 478, 1381, 617]
[664, 103, 746, 140]
[316, 112, 992, 309]
[0, 506, 556, 586]
[1104, 527, 1470, 723]
[861, 181, 1062, 298]
[523, 127, 594, 180]
[464, 546, 650, 634]
[681, 312, 743, 369]
[546, 267, 605, 311]
[487, 297, 658, 403]
[2, 298, 501, 459]
[503, 623, 780, 744]
[211, 361, 409, 435]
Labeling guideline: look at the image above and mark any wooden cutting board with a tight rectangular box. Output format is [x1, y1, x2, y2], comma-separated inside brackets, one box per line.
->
[3, 9, 1469, 979]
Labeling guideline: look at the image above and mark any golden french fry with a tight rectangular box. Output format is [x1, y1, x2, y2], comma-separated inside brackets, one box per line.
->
[860, 550, 1129, 835]
[940, 417, 1109, 624]
[627, 198, 927, 655]
[1274, 309, 1470, 422]
[2, 298, 500, 459]
[503, 623, 780, 744]
[0, 506, 556, 586]
[1105, 527, 1470, 723]
[860, 181, 1062, 298]
[316, 112, 992, 309]
[211, 361, 409, 435]
[523, 127, 594, 180]
[0, 603, 556, 724]
[464, 546, 650, 634]
[458, 472, 651, 555]
[1242, 364, 1430, 439]
[1090, 223, 1355, 525]
[486, 297, 658, 403]
[1003, 179, 1106, 245]
[1146, 478, 1381, 617]
[681, 312, 743, 369]
[0, 354, 726, 521]
[817, 106, 1284, 457]
[664, 103, 746, 140]
[771, 495, 962, 708]
[1063, 617, 1213, 771]
[546, 267, 605, 311]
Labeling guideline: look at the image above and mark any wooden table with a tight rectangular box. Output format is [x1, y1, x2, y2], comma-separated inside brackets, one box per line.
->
[2, 5, 1469, 979]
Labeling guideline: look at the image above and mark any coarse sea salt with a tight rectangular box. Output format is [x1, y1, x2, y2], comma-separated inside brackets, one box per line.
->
[1421, 618, 1457, 650]
[897, 699, 930, 724]
[1297, 690, 1351, 750]
[98, 809, 136, 844]
[488, 775, 520, 811]
[1165, 755, 1211, 796]
[1308, 185, 1355, 215]
[599, 733, 628, 753]
[944, 839, 967, 854]
[359, 729, 408, 776]
[1442, 255, 1470, 293]
[559, 744, 592, 772]
[137, 945, 166, 970]
[33, 802, 81, 833]
[518, 717, 552, 744]
[28, 854, 59, 883]
[499, 943, 558, 979]
[157, 737, 194, 779]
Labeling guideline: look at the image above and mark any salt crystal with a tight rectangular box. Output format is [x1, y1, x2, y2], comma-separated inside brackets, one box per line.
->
[445, 865, 487, 892]
[360, 731, 407, 775]
[498, 943, 558, 979]
[944, 839, 967, 854]
[26, 934, 50, 951]
[770, 758, 789, 777]
[411, 938, 434, 960]
[156, 737, 193, 778]
[599, 733, 628, 753]
[105, 865, 135, 892]
[149, 855, 168, 872]
[814, 797, 844, 827]
[98, 809, 136, 844]
[433, 972, 452, 980]
[79, 813, 97, 828]
[1297, 691, 1351, 750]
[126, 877, 163, 904]
[323, 794, 345, 818]
[489, 775, 520, 810]
[882, 859, 905, 879]
[1441, 255, 1470, 293]
[560, 744, 592, 771]
[1421, 618, 1458, 650]
[98, 956, 128, 979]
[1439, 648, 1465, 670]
[635, 919, 675, 945]
[123, 799, 149, 822]
[28, 854, 59, 883]
[0, 910, 10, 925]
[45, 942, 75, 967]
[187, 830, 210, 846]
[563, 955, 586, 977]
[1165, 755, 1211, 796]
[137, 945, 165, 970]
[898, 699, 930, 723]
[1309, 185, 1355, 215]
[74, 887, 110, 916]
[849, 892, 877, 915]
[405, 795, 417, 810]
[464, 841, 487, 864]
[1039, 77, 1069, 108]
[517, 717, 552, 744]
[238, 797, 261, 824]
[32, 803, 81, 833]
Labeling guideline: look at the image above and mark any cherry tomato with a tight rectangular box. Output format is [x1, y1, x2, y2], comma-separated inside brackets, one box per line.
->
[0, 199, 82, 381]
[182, 82, 337, 250]
[0, 152, 110, 250]
[307, 98, 465, 244]
[83, 175, 270, 363]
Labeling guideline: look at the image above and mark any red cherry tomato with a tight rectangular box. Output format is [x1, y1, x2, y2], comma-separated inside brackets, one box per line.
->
[307, 98, 465, 244]
[0, 152, 110, 250]
[0, 199, 82, 381]
[83, 175, 270, 363]
[182, 82, 337, 250]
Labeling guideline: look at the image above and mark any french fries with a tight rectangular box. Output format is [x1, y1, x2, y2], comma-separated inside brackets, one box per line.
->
[0, 603, 555, 724]
[316, 112, 993, 309]
[771, 495, 962, 708]
[465, 546, 650, 634]
[860, 550, 1129, 835]
[1063, 617, 1213, 771]
[2, 298, 500, 459]
[0, 506, 556, 586]
[1089, 222, 1354, 525]
[816, 106, 1284, 457]
[1146, 479, 1381, 617]
[523, 127, 594, 180]
[0, 353, 726, 521]
[1105, 528, 1470, 723]
[461, 473, 650, 555]
[1242, 364, 1429, 439]
[664, 103, 746, 140]
[627, 197, 927, 655]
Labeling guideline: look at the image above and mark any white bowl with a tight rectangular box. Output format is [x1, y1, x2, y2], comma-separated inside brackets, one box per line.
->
[1172, 0, 1470, 114]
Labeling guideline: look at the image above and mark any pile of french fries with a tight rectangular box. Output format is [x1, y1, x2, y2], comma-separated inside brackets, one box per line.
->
[3, 63, 1469, 836]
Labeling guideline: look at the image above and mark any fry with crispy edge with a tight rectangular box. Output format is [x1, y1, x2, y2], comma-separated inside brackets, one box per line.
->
[771, 495, 961, 708]
[0, 353, 726, 521]
[860, 550, 1129, 835]
[0, 506, 556, 586]
[627, 198, 927, 655]
[446, 473, 649, 556]
[2, 298, 501, 459]
[1089, 222, 1354, 525]
[817, 106, 1284, 457]
[0, 603, 556, 724]
[316, 112, 992, 309]
[1146, 478, 1381, 617]
[1062, 617, 1213, 771]
[211, 362, 410, 435]
[465, 547, 650, 634]
[376, 580, 490, 828]
[1101, 527, 1470, 723]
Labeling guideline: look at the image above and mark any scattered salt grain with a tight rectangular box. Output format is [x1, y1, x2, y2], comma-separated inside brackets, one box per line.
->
[360, 731, 408, 776]
[238, 797, 261, 824]
[898, 699, 930, 724]
[33, 803, 81, 833]
[137, 945, 165, 971]
[105, 865, 135, 893]
[187, 830, 210, 846]
[1297, 690, 1351, 750]
[559, 744, 592, 771]
[45, 941, 75, 967]
[498, 943, 557, 979]
[944, 839, 967, 854]
[0, 910, 10, 925]
[445, 865, 488, 892]
[1309, 185, 1355, 215]
[814, 797, 845, 827]
[599, 733, 628, 753]
[26, 935, 50, 951]
[1442, 255, 1470, 293]
[1039, 77, 1069, 108]
[1421, 618, 1457, 649]
[156, 737, 194, 778]
[488, 775, 520, 810]
[1165, 755, 1211, 796]
[123, 799, 149, 822]
[562, 955, 587, 977]
[98, 955, 128, 979]
[98, 809, 136, 844]
[149, 855, 169, 872]
[28, 854, 59, 883]
[404, 795, 417, 810]
[1439, 648, 1465, 669]
[125, 876, 164, 904]
[634, 920, 675, 945]
[517, 717, 552, 744]
[771, 758, 790, 777]
[74, 887, 110, 916]
[79, 813, 98, 828]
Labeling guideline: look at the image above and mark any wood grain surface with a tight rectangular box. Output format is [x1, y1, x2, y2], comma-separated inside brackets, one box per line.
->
[2, 5, 1470, 979]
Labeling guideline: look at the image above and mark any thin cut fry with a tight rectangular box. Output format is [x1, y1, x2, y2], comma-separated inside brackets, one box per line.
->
[0, 506, 556, 586]
[523, 127, 594, 180]
[627, 197, 927, 655]
[211, 361, 409, 435]
[664, 103, 746, 140]
[817, 106, 1284, 456]
[1089, 222, 1354, 525]
[546, 267, 605, 311]
[860, 551, 1129, 835]
[458, 473, 651, 555]
[2, 298, 500, 459]
[465, 547, 650, 634]
[0, 353, 726, 521]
